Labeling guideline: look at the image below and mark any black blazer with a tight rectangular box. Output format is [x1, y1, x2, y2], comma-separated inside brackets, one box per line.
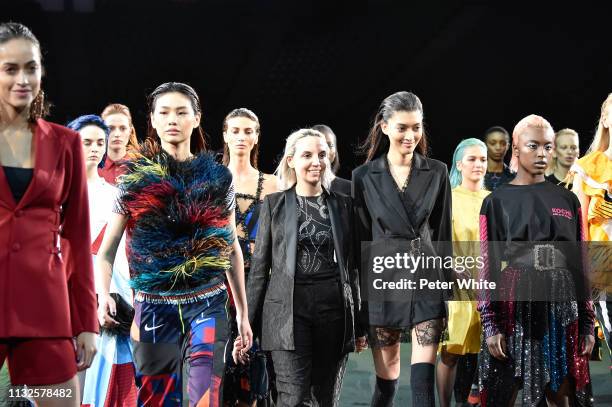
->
[352, 153, 452, 327]
[247, 187, 361, 354]
[330, 176, 351, 196]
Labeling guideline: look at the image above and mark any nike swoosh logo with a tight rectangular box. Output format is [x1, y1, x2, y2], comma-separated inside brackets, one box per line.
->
[195, 317, 211, 324]
[144, 323, 164, 332]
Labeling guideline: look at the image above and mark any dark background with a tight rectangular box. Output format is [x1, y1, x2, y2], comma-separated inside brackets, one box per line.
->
[6, 1, 612, 178]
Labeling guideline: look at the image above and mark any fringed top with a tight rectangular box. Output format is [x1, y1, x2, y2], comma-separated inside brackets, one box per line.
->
[114, 143, 235, 301]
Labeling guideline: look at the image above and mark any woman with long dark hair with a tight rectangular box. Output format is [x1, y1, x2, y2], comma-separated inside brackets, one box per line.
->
[352, 91, 452, 406]
[96, 82, 252, 406]
[0, 22, 98, 406]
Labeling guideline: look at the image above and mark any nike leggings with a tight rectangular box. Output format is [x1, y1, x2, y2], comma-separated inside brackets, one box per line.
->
[131, 290, 229, 407]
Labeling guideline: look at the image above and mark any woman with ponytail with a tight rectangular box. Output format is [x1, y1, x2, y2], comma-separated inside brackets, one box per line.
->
[0, 22, 98, 406]
[352, 91, 452, 407]
[95, 82, 252, 406]
[221, 107, 277, 406]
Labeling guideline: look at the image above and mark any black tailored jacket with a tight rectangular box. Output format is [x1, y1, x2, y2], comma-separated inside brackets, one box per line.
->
[352, 153, 452, 328]
[330, 176, 351, 196]
[247, 187, 362, 354]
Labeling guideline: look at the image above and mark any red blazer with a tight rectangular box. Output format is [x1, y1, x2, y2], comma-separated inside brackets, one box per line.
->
[0, 119, 98, 338]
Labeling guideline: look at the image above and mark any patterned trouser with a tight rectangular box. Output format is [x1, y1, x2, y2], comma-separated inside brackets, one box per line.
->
[131, 291, 228, 407]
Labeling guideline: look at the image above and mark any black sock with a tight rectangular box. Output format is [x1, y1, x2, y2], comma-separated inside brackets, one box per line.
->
[410, 363, 435, 407]
[371, 375, 398, 407]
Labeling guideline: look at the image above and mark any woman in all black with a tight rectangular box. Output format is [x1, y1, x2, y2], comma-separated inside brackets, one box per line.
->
[352, 91, 452, 407]
[241, 128, 365, 406]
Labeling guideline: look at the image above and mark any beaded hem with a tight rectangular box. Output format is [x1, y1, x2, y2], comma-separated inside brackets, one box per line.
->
[135, 282, 226, 304]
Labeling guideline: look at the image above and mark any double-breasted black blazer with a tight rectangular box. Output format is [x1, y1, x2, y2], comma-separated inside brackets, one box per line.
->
[247, 187, 361, 354]
[352, 153, 452, 328]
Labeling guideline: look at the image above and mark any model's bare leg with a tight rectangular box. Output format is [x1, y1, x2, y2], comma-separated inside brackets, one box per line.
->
[31, 375, 80, 407]
[370, 328, 401, 407]
[544, 379, 571, 407]
[436, 348, 459, 407]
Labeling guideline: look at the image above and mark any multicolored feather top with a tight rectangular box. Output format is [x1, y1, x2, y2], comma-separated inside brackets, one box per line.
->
[116, 143, 235, 296]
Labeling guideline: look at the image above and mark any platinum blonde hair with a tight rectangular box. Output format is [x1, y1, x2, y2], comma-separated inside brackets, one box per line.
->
[510, 114, 554, 172]
[275, 128, 335, 191]
[587, 93, 612, 154]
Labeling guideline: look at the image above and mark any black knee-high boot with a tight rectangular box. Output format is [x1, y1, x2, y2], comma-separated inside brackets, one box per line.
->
[410, 363, 435, 407]
[371, 376, 398, 407]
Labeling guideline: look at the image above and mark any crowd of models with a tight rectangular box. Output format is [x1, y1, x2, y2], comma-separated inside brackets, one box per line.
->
[0, 22, 610, 407]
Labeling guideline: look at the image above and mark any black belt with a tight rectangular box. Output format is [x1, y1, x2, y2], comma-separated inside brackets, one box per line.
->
[407, 237, 421, 257]
[510, 244, 568, 270]
[388, 236, 421, 257]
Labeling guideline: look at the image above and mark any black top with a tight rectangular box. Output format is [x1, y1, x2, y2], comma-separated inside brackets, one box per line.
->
[330, 176, 351, 196]
[235, 171, 265, 270]
[246, 188, 361, 352]
[480, 181, 581, 242]
[295, 194, 338, 282]
[484, 163, 515, 191]
[545, 173, 572, 191]
[2, 166, 33, 203]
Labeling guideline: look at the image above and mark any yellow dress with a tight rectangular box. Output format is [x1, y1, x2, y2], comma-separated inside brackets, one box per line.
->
[571, 151, 612, 292]
[442, 186, 490, 355]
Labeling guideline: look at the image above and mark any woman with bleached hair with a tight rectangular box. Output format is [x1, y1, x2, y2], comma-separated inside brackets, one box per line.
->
[478, 115, 594, 406]
[241, 128, 365, 406]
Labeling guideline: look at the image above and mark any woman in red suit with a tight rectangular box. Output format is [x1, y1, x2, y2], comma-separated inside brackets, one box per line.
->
[0, 22, 98, 406]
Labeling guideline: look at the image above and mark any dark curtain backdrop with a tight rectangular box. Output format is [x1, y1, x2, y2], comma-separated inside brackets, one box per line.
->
[6, 1, 612, 178]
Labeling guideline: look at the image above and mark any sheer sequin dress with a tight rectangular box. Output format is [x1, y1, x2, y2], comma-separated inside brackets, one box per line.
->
[478, 181, 595, 406]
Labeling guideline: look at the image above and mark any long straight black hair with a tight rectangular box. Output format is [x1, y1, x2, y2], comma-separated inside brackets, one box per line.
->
[359, 91, 428, 162]
[146, 82, 207, 154]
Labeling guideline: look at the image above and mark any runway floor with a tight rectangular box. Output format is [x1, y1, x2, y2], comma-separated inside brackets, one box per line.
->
[341, 343, 612, 406]
[1, 344, 610, 406]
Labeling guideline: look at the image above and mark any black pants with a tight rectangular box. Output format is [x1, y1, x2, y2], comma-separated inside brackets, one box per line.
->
[271, 279, 348, 407]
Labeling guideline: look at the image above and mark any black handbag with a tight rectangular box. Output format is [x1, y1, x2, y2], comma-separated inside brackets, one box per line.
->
[100, 293, 134, 337]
